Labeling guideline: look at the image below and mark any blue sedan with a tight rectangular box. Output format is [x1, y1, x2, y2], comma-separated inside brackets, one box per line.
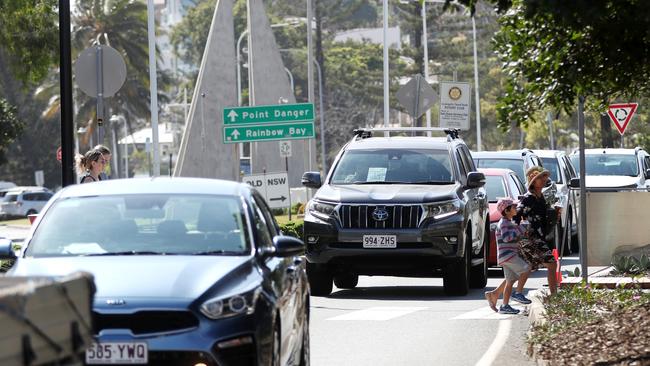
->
[1, 178, 310, 366]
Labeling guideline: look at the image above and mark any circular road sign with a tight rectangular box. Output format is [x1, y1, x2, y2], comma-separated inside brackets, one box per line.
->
[75, 45, 127, 98]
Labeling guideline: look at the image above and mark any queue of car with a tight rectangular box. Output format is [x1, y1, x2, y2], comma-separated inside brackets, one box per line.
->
[2, 128, 648, 365]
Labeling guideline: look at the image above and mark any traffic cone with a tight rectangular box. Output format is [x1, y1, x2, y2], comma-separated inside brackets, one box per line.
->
[552, 248, 562, 284]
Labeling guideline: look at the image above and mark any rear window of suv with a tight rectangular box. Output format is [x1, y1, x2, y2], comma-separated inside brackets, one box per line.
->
[570, 154, 639, 177]
[474, 158, 525, 183]
[331, 149, 453, 184]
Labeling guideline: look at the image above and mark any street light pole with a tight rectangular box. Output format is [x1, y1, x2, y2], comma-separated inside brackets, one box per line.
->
[146, 0, 160, 176]
[59, 0, 75, 187]
[382, 0, 389, 136]
[471, 15, 481, 151]
[422, 1, 431, 135]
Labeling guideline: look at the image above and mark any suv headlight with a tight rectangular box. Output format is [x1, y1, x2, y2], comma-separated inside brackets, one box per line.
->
[424, 200, 461, 220]
[307, 200, 336, 220]
[200, 286, 262, 320]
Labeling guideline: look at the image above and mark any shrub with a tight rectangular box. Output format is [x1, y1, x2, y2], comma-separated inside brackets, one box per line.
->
[279, 221, 304, 238]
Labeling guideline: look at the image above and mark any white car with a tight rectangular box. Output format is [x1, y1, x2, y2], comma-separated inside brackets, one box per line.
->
[570, 148, 650, 190]
[0, 187, 54, 217]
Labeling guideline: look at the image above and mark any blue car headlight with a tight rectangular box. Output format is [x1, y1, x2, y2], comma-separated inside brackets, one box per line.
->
[200, 286, 262, 320]
[423, 200, 461, 220]
[307, 200, 336, 220]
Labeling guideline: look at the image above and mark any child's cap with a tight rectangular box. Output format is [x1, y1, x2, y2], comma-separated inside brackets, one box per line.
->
[496, 197, 518, 213]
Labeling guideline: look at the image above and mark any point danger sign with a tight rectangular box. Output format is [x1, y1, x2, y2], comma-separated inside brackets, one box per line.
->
[607, 103, 638, 135]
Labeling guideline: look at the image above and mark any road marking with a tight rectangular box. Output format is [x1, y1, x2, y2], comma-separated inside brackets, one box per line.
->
[451, 306, 523, 320]
[474, 319, 512, 366]
[327, 306, 427, 321]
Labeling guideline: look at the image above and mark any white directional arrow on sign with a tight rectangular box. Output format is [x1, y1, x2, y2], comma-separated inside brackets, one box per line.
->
[230, 130, 241, 140]
[228, 110, 239, 122]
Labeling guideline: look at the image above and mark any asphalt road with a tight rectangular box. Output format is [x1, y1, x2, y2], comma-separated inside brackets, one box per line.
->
[310, 258, 581, 366]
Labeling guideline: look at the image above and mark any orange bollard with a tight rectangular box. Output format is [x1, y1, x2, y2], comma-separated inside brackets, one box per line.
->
[552, 248, 562, 284]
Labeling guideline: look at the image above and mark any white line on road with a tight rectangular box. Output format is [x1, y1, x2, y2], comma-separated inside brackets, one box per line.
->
[474, 319, 512, 366]
[327, 306, 427, 321]
[451, 305, 524, 320]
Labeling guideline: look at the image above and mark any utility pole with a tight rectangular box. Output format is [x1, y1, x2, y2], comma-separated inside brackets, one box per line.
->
[59, 0, 75, 186]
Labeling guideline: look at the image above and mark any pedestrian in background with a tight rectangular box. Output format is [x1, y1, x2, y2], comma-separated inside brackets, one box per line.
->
[516, 166, 559, 295]
[76, 149, 106, 183]
[485, 197, 532, 314]
[94, 145, 112, 180]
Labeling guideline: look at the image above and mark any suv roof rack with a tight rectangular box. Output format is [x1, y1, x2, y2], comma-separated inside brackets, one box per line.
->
[352, 127, 461, 141]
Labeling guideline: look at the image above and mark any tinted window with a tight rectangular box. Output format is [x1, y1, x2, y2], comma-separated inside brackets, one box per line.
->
[570, 154, 639, 176]
[253, 195, 278, 237]
[484, 176, 507, 202]
[250, 200, 273, 248]
[27, 194, 250, 257]
[460, 147, 476, 172]
[331, 149, 453, 184]
[541, 157, 562, 183]
[508, 174, 525, 196]
[475, 158, 525, 183]
[456, 150, 467, 178]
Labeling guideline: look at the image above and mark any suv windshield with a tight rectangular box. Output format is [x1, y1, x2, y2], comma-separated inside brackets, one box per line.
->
[571, 154, 639, 176]
[475, 158, 525, 183]
[26, 194, 250, 257]
[330, 149, 453, 184]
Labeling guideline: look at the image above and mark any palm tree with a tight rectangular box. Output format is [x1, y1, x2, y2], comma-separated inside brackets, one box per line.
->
[38, 0, 167, 148]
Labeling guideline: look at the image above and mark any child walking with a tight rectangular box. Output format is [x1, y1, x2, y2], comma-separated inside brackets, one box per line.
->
[485, 197, 532, 314]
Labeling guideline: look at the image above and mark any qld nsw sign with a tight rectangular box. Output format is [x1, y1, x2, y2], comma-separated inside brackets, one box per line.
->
[223, 103, 315, 143]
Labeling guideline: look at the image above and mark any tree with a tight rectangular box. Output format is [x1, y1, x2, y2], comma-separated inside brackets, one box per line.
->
[0, 100, 23, 165]
[39, 0, 168, 148]
[490, 0, 650, 134]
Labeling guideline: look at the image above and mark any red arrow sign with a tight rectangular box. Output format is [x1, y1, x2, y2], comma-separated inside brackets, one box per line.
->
[607, 103, 638, 135]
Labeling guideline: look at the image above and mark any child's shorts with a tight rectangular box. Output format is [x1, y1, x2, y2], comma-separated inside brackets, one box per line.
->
[501, 255, 530, 282]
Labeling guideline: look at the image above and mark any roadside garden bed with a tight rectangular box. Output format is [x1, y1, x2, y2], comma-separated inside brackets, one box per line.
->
[529, 283, 650, 365]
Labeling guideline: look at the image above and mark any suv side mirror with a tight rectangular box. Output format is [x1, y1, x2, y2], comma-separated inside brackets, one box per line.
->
[0, 238, 16, 260]
[272, 236, 305, 257]
[466, 172, 485, 188]
[302, 172, 322, 189]
[569, 177, 581, 188]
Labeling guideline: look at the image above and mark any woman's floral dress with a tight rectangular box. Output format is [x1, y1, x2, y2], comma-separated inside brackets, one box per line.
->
[515, 192, 556, 269]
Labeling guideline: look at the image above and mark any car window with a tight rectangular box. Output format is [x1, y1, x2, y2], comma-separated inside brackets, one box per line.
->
[475, 158, 525, 183]
[644, 156, 650, 172]
[570, 154, 639, 176]
[541, 157, 562, 184]
[508, 174, 525, 197]
[565, 156, 577, 177]
[253, 194, 279, 237]
[22, 193, 34, 201]
[456, 150, 467, 178]
[460, 146, 476, 172]
[26, 194, 250, 257]
[250, 199, 274, 248]
[330, 149, 453, 184]
[484, 176, 507, 202]
[2, 194, 18, 202]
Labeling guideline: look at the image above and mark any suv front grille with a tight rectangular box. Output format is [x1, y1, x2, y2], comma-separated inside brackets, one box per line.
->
[338, 205, 423, 229]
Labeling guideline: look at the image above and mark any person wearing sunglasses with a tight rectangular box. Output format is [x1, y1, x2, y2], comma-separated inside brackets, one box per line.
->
[76, 149, 107, 183]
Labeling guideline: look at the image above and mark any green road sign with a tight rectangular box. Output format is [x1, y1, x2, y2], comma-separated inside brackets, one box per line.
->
[223, 122, 314, 144]
[223, 103, 314, 125]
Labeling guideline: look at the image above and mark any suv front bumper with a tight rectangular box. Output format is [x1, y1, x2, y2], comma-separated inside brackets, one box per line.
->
[303, 214, 466, 276]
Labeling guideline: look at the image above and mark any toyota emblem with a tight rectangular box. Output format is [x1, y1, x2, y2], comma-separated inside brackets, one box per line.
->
[372, 207, 389, 221]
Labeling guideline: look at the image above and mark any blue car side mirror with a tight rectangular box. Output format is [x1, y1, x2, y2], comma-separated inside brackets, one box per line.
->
[0, 238, 17, 260]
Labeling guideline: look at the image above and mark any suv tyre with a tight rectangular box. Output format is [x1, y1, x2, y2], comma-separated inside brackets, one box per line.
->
[306, 263, 333, 296]
[443, 230, 470, 296]
[469, 224, 488, 289]
[334, 274, 358, 289]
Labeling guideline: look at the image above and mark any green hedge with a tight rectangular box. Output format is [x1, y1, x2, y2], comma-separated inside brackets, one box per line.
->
[279, 221, 304, 238]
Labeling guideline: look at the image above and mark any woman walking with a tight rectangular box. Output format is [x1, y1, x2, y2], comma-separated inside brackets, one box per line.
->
[76, 149, 107, 184]
[515, 166, 560, 295]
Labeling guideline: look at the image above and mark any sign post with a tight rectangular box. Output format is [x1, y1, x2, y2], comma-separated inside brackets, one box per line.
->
[279, 141, 293, 220]
[222, 103, 315, 144]
[439, 81, 471, 131]
[607, 103, 638, 147]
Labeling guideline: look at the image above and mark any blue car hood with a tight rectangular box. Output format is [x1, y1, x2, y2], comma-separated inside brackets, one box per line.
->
[10, 255, 253, 300]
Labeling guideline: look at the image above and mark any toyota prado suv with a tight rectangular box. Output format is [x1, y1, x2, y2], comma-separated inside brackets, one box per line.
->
[301, 129, 489, 296]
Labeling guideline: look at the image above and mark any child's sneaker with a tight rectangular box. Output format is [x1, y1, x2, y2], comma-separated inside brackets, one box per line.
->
[499, 304, 520, 315]
[511, 292, 532, 304]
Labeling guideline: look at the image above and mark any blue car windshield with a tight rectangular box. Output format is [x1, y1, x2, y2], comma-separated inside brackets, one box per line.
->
[330, 149, 453, 184]
[570, 154, 639, 177]
[26, 194, 250, 257]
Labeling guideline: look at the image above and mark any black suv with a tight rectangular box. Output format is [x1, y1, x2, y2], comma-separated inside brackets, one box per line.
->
[301, 129, 489, 296]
